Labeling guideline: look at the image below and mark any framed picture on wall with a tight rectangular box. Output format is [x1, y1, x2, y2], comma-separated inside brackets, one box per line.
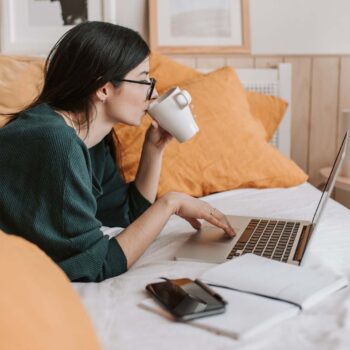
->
[0, 0, 117, 55]
[149, 0, 250, 54]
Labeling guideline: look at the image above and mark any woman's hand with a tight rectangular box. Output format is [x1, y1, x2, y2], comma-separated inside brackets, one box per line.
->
[144, 119, 173, 152]
[163, 192, 236, 237]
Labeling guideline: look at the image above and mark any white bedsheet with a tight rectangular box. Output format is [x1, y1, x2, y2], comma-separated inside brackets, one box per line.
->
[73, 183, 350, 350]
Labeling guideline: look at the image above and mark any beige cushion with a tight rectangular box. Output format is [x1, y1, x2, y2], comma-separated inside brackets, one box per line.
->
[0, 230, 101, 350]
[115, 67, 307, 197]
[0, 55, 44, 127]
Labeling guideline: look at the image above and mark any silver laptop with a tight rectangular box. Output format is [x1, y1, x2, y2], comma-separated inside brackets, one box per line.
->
[175, 131, 349, 266]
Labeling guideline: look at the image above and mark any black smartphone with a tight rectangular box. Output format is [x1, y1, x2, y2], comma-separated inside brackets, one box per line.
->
[146, 278, 227, 321]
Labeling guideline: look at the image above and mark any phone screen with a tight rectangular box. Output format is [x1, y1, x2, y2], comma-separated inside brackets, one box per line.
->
[146, 278, 226, 321]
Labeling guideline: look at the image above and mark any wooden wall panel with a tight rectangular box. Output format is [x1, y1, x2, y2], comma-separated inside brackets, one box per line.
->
[284, 57, 312, 172]
[196, 56, 226, 69]
[338, 57, 350, 147]
[308, 57, 340, 186]
[254, 56, 283, 68]
[226, 57, 254, 68]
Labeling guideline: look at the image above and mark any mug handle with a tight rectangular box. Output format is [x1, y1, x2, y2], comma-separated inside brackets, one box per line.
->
[174, 90, 192, 109]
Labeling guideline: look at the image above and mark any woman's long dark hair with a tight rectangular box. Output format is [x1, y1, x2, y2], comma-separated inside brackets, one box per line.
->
[5, 21, 150, 172]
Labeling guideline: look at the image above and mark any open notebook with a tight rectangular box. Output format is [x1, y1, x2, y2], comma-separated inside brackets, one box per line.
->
[140, 254, 348, 340]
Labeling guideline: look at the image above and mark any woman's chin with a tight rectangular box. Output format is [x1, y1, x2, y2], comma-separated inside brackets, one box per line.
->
[123, 113, 147, 127]
[130, 119, 143, 127]
[134, 117, 143, 126]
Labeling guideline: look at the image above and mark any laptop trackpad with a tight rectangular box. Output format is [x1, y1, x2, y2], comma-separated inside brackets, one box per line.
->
[176, 225, 235, 263]
[191, 214, 250, 244]
[190, 226, 233, 243]
[175, 216, 250, 263]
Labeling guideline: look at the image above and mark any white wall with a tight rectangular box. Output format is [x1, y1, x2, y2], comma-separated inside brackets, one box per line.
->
[118, 0, 350, 55]
[1, 0, 350, 55]
[250, 0, 350, 54]
[115, 0, 148, 41]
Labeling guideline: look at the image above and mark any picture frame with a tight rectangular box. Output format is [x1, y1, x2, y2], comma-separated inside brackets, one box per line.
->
[149, 0, 250, 54]
[0, 0, 117, 55]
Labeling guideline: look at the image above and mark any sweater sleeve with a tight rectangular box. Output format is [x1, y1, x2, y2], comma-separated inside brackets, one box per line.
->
[59, 142, 127, 282]
[94, 141, 152, 227]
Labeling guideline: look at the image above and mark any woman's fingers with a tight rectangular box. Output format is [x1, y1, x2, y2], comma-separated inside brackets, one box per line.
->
[183, 216, 202, 230]
[205, 207, 236, 237]
[151, 119, 159, 128]
[172, 193, 235, 236]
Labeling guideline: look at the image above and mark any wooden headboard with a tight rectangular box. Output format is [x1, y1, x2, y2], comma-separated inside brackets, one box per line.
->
[198, 64, 292, 158]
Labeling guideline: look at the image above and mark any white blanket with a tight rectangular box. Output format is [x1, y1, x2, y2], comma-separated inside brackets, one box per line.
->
[73, 183, 350, 350]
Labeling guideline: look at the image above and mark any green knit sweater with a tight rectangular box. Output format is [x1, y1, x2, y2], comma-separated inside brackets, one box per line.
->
[0, 104, 152, 282]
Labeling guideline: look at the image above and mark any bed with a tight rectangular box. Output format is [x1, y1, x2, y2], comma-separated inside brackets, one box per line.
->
[73, 65, 350, 350]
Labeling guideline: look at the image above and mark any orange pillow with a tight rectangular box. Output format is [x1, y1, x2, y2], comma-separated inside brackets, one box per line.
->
[150, 52, 201, 93]
[247, 91, 288, 141]
[150, 53, 287, 141]
[0, 55, 45, 115]
[0, 230, 101, 350]
[0, 54, 287, 142]
[115, 67, 307, 198]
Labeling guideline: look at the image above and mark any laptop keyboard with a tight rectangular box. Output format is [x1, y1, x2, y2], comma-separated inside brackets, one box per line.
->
[227, 219, 300, 262]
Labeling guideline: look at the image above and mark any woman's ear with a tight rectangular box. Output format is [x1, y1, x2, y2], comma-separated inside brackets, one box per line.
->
[95, 82, 111, 103]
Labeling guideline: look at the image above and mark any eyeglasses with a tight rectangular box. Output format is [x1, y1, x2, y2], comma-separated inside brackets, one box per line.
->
[112, 77, 156, 100]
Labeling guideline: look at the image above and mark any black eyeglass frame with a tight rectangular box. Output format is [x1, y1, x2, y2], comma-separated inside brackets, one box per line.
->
[112, 77, 156, 100]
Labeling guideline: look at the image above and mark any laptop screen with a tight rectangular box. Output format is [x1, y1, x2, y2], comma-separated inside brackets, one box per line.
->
[311, 131, 349, 228]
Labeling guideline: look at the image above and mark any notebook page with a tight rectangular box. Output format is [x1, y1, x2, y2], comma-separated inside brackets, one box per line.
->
[200, 254, 348, 309]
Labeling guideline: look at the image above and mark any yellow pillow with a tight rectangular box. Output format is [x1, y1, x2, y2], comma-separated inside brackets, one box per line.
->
[0, 55, 45, 115]
[150, 53, 287, 141]
[150, 52, 201, 93]
[0, 230, 101, 350]
[0, 54, 287, 142]
[115, 67, 307, 198]
[247, 91, 288, 141]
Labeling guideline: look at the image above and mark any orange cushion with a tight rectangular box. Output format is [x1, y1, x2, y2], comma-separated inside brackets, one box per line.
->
[115, 67, 307, 198]
[0, 230, 101, 350]
[150, 53, 287, 141]
[247, 91, 288, 141]
[0, 54, 287, 141]
[0, 55, 45, 115]
[150, 52, 201, 93]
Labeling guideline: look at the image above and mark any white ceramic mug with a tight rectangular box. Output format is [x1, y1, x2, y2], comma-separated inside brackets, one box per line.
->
[147, 87, 199, 143]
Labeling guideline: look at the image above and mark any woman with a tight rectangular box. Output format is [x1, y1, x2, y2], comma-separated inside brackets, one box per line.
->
[0, 22, 235, 282]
